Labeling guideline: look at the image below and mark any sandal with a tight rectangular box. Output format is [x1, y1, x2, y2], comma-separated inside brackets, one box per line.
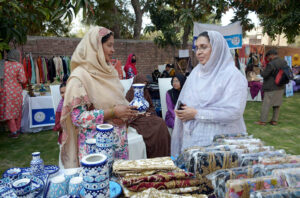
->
[269, 121, 278, 125]
[254, 121, 267, 126]
[8, 132, 19, 138]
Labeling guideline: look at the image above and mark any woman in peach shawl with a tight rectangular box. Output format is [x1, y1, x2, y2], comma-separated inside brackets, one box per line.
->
[60, 26, 137, 168]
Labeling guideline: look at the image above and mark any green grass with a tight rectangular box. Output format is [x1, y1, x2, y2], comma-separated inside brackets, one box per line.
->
[245, 92, 300, 155]
[0, 130, 59, 176]
[0, 93, 299, 176]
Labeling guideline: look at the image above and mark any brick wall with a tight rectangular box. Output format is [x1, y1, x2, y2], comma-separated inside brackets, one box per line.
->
[19, 36, 300, 78]
[20, 36, 197, 78]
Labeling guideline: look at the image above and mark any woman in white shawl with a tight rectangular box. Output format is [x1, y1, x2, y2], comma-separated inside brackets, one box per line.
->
[171, 31, 247, 157]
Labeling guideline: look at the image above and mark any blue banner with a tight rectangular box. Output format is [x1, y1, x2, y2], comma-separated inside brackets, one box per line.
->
[224, 34, 242, 49]
[32, 108, 55, 126]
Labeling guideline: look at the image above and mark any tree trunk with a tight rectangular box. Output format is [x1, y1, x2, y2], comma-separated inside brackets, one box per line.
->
[182, 25, 191, 49]
[112, 5, 121, 39]
[131, 0, 143, 39]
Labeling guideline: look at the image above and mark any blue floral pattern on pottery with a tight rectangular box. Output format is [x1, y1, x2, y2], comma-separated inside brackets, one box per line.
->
[81, 154, 110, 198]
[47, 177, 68, 198]
[84, 187, 109, 198]
[129, 84, 149, 114]
[12, 179, 32, 196]
[95, 124, 115, 176]
[30, 152, 44, 176]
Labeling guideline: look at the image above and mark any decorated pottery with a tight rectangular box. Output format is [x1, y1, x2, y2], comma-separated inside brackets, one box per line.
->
[68, 176, 83, 197]
[81, 153, 110, 198]
[12, 178, 32, 197]
[0, 174, 43, 198]
[129, 83, 149, 114]
[2, 168, 21, 181]
[47, 176, 68, 198]
[96, 124, 114, 146]
[64, 168, 79, 187]
[86, 138, 97, 154]
[96, 124, 115, 175]
[30, 152, 44, 176]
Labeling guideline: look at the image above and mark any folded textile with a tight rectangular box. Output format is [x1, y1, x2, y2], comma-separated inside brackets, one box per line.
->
[176, 150, 239, 195]
[272, 168, 300, 188]
[226, 176, 284, 198]
[127, 178, 200, 192]
[221, 138, 264, 146]
[207, 165, 264, 198]
[262, 163, 300, 176]
[176, 151, 239, 177]
[239, 150, 286, 166]
[122, 171, 194, 187]
[113, 157, 178, 175]
[122, 185, 201, 197]
[159, 187, 200, 194]
[130, 188, 208, 198]
[259, 155, 300, 165]
[213, 134, 250, 142]
[250, 187, 300, 198]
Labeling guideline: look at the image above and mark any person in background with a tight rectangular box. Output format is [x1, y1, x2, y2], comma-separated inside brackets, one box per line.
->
[53, 82, 66, 144]
[124, 54, 137, 79]
[126, 74, 171, 158]
[0, 49, 27, 138]
[60, 27, 137, 168]
[171, 31, 247, 156]
[111, 58, 123, 79]
[246, 63, 263, 99]
[255, 49, 286, 126]
[165, 74, 186, 129]
[152, 66, 161, 83]
[161, 64, 175, 78]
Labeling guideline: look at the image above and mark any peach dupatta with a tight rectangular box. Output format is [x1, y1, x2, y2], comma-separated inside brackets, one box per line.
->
[60, 26, 128, 168]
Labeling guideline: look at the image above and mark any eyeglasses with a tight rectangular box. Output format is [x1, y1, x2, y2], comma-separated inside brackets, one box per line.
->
[194, 45, 210, 52]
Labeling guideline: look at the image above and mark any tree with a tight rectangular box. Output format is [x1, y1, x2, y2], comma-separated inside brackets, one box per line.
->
[83, 0, 134, 39]
[0, 0, 91, 56]
[145, 0, 226, 48]
[231, 0, 300, 43]
[130, 0, 151, 39]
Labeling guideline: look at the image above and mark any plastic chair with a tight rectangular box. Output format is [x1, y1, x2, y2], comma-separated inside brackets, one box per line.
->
[50, 85, 62, 112]
[119, 78, 134, 96]
[158, 78, 172, 120]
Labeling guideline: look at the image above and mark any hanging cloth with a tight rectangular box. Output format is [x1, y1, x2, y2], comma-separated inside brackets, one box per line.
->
[30, 53, 36, 84]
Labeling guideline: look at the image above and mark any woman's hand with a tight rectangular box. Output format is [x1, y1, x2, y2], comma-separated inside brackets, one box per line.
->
[175, 105, 197, 122]
[114, 105, 138, 120]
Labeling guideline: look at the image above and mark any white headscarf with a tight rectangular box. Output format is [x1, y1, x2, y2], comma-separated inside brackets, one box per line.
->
[171, 31, 247, 156]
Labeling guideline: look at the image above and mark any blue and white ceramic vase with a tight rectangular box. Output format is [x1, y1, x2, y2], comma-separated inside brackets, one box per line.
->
[30, 152, 44, 176]
[129, 83, 149, 114]
[96, 124, 114, 175]
[81, 153, 109, 198]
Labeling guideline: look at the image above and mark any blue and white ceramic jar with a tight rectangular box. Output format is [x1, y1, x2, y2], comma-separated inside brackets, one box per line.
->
[129, 83, 149, 114]
[81, 153, 109, 198]
[12, 178, 32, 197]
[96, 124, 115, 175]
[86, 138, 97, 154]
[30, 152, 44, 176]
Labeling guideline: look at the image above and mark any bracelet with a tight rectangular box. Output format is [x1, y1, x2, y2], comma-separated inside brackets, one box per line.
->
[110, 107, 115, 118]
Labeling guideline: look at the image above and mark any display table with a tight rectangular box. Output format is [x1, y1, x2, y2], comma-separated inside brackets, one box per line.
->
[21, 91, 55, 133]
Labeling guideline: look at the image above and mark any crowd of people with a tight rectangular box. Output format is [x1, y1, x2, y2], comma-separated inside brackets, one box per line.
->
[0, 26, 292, 169]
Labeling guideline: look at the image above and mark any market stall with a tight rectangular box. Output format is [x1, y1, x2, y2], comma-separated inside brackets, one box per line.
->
[1, 128, 300, 197]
